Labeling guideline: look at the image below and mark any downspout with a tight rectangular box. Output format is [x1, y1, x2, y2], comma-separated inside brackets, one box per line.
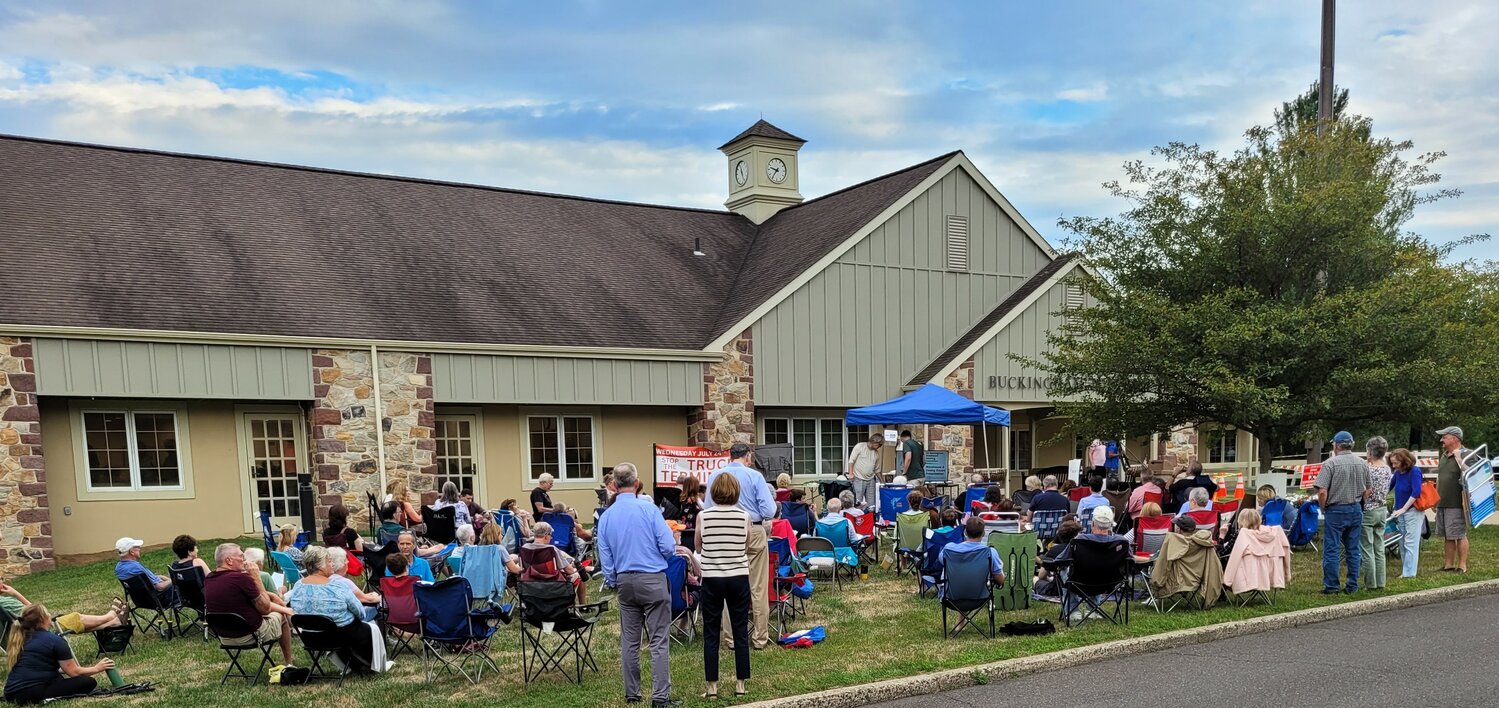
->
[370, 344, 388, 495]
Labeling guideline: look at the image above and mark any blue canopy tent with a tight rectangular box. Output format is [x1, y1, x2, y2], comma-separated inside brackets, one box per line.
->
[845, 384, 1010, 483]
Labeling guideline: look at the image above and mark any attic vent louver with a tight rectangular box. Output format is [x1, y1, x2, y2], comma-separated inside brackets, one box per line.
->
[944, 215, 969, 271]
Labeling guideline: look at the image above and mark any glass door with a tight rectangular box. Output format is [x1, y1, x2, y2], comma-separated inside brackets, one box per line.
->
[241, 412, 306, 527]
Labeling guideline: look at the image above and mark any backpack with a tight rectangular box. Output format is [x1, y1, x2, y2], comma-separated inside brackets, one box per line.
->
[1288, 500, 1320, 547]
[1000, 619, 1056, 636]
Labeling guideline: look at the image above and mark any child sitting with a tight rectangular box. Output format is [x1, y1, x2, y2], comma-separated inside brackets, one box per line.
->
[1032, 519, 1083, 601]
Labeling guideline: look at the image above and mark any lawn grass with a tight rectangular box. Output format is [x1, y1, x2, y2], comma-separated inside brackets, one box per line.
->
[10, 527, 1497, 708]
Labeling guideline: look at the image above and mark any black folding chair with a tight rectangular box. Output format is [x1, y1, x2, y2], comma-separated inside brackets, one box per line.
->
[366, 491, 381, 539]
[290, 614, 350, 685]
[516, 580, 610, 684]
[361, 541, 400, 593]
[940, 546, 997, 639]
[92, 624, 134, 658]
[424, 505, 458, 546]
[167, 563, 209, 640]
[120, 574, 176, 639]
[205, 612, 277, 685]
[1057, 537, 1132, 628]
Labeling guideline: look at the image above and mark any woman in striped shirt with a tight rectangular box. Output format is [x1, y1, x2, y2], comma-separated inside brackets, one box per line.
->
[696, 473, 752, 699]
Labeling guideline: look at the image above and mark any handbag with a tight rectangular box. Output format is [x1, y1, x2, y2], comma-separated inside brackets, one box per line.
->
[1413, 483, 1441, 511]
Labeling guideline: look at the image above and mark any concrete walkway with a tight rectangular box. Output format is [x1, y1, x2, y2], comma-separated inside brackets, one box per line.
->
[871, 592, 1499, 707]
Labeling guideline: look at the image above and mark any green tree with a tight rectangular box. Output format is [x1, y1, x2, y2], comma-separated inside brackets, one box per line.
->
[1274, 80, 1360, 138]
[1032, 112, 1495, 472]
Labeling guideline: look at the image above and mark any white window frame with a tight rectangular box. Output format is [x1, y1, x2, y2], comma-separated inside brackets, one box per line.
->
[520, 408, 601, 488]
[70, 399, 195, 501]
[759, 416, 866, 478]
[1202, 426, 1239, 465]
[434, 409, 486, 504]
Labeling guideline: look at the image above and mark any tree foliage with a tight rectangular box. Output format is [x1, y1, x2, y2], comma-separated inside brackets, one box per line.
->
[1031, 111, 1496, 470]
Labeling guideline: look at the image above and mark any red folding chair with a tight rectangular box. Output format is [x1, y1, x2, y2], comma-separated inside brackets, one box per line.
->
[767, 549, 806, 637]
[1142, 490, 1163, 507]
[1133, 514, 1175, 558]
[844, 512, 878, 565]
[1185, 509, 1221, 542]
[1068, 487, 1092, 503]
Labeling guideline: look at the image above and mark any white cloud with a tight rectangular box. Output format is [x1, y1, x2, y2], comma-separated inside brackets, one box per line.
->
[696, 102, 739, 112]
[0, 61, 19, 82]
[1056, 83, 1108, 102]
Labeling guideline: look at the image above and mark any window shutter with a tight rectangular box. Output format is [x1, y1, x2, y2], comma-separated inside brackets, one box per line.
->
[944, 216, 969, 271]
[1064, 283, 1086, 310]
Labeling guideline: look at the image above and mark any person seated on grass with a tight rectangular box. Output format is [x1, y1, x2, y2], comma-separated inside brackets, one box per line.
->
[205, 543, 296, 667]
[387, 532, 435, 583]
[818, 498, 865, 545]
[286, 546, 392, 674]
[376, 501, 407, 547]
[3, 604, 115, 705]
[169, 534, 212, 578]
[242, 547, 288, 601]
[521, 522, 587, 604]
[322, 503, 366, 553]
[275, 524, 305, 565]
[1032, 519, 1083, 601]
[0, 579, 127, 635]
[939, 517, 1005, 603]
[113, 537, 177, 606]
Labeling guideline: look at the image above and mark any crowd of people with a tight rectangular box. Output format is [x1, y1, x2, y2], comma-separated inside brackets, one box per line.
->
[0, 426, 1479, 704]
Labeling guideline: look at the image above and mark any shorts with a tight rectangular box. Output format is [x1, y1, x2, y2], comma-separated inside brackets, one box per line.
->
[55, 612, 85, 635]
[1434, 507, 1468, 540]
[221, 613, 283, 647]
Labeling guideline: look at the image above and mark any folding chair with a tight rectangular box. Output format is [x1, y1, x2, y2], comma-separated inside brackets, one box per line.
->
[767, 537, 807, 636]
[781, 501, 814, 537]
[918, 526, 964, 598]
[91, 625, 134, 659]
[260, 509, 278, 553]
[1132, 515, 1174, 610]
[1031, 509, 1066, 547]
[1185, 510, 1220, 543]
[963, 485, 993, 514]
[166, 563, 208, 640]
[1058, 537, 1132, 627]
[458, 544, 513, 608]
[424, 505, 459, 546]
[878, 484, 911, 524]
[843, 511, 879, 565]
[446, 554, 464, 576]
[492, 509, 524, 553]
[982, 512, 1023, 539]
[269, 550, 302, 587]
[666, 554, 698, 645]
[120, 574, 176, 639]
[817, 479, 852, 508]
[288, 614, 351, 684]
[541, 511, 580, 557]
[516, 580, 610, 684]
[1068, 487, 1092, 505]
[361, 541, 400, 592]
[1142, 490, 1163, 508]
[1261, 498, 1292, 529]
[987, 530, 1036, 611]
[811, 519, 862, 587]
[379, 575, 422, 659]
[894, 510, 928, 577]
[205, 612, 277, 685]
[940, 546, 997, 639]
[415, 576, 502, 684]
[1078, 508, 1095, 532]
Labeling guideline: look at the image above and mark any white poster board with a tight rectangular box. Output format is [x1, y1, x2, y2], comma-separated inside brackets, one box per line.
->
[883, 429, 899, 444]
[1067, 458, 1082, 483]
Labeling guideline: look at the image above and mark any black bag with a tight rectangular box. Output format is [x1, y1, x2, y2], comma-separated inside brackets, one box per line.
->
[1000, 619, 1056, 636]
[271, 666, 312, 685]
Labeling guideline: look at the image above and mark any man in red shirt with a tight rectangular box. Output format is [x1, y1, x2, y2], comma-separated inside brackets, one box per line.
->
[204, 543, 294, 665]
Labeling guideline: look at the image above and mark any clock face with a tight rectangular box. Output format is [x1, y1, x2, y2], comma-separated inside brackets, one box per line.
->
[733, 160, 749, 186]
[766, 157, 788, 184]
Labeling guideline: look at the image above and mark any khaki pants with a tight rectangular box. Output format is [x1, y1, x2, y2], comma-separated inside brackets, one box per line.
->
[724, 523, 770, 649]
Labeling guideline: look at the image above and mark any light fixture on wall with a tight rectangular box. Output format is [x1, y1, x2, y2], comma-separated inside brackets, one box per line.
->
[692, 237, 706, 257]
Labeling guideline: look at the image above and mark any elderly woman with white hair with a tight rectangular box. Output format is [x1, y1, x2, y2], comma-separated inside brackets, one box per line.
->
[433, 481, 472, 528]
[286, 546, 392, 673]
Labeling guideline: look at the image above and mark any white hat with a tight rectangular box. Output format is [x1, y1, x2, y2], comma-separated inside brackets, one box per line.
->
[115, 537, 144, 555]
[1092, 507, 1115, 527]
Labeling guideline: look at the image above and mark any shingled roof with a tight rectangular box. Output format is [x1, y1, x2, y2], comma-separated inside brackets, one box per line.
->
[717, 119, 806, 149]
[0, 135, 952, 350]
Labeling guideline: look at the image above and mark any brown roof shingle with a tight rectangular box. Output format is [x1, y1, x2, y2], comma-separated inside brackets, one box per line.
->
[717, 119, 806, 149]
[0, 135, 954, 350]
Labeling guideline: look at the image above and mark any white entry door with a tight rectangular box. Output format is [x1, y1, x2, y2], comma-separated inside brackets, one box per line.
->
[238, 408, 308, 531]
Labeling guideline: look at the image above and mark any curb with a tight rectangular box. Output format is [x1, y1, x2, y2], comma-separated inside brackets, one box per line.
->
[741, 578, 1499, 708]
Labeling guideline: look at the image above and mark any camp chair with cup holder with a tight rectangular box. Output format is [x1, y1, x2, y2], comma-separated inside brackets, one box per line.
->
[516, 579, 611, 684]
[415, 576, 502, 684]
[205, 612, 277, 685]
[166, 562, 209, 640]
[666, 554, 699, 645]
[423, 505, 459, 546]
[269, 550, 302, 587]
[1056, 537, 1133, 628]
[119, 573, 177, 639]
[378, 574, 422, 659]
[939, 545, 998, 639]
[894, 510, 928, 577]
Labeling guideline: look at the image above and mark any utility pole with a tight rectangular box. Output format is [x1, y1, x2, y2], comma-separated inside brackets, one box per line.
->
[1317, 0, 1335, 135]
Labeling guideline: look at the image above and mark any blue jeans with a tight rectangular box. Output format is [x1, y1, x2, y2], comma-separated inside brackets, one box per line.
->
[1322, 503, 1363, 592]
[1396, 511, 1423, 577]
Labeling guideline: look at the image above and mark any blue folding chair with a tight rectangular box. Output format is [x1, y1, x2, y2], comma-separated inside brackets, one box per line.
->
[920, 495, 951, 513]
[811, 519, 861, 586]
[259, 510, 276, 553]
[1261, 497, 1292, 530]
[666, 554, 698, 645]
[940, 545, 997, 638]
[542, 512, 579, 557]
[878, 485, 911, 524]
[268, 550, 301, 587]
[492, 509, 524, 552]
[963, 485, 992, 514]
[414, 576, 501, 684]
[1031, 509, 1066, 546]
[457, 544, 512, 607]
[781, 501, 813, 537]
[919, 526, 964, 598]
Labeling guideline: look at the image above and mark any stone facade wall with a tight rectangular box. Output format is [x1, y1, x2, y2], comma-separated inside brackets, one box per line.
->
[310, 349, 435, 526]
[689, 330, 754, 450]
[930, 357, 976, 476]
[1159, 425, 1199, 472]
[0, 337, 53, 575]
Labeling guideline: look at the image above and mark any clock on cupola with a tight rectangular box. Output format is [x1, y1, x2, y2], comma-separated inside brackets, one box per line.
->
[720, 119, 805, 224]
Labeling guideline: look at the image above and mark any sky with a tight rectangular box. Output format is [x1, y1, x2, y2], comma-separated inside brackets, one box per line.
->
[1, 1, 1495, 260]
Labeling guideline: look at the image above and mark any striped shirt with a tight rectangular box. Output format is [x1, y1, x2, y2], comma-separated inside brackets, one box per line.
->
[697, 505, 749, 578]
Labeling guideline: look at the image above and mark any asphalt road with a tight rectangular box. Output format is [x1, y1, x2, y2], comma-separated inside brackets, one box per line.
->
[872, 593, 1499, 708]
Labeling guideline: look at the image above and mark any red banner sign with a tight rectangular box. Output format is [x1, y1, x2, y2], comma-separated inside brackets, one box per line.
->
[653, 445, 731, 486]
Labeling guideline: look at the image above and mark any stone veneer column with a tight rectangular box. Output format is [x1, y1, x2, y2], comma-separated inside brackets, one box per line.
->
[1160, 425, 1199, 471]
[688, 329, 754, 450]
[930, 357, 976, 476]
[309, 349, 434, 526]
[0, 337, 53, 575]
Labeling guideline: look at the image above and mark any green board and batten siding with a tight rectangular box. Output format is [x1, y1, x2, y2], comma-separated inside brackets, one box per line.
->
[433, 353, 702, 406]
[753, 166, 1050, 407]
[971, 279, 1089, 404]
[34, 338, 313, 399]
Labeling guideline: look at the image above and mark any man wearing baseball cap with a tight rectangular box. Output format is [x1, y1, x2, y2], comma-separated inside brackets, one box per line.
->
[1314, 431, 1372, 594]
[1433, 426, 1470, 573]
[113, 537, 177, 606]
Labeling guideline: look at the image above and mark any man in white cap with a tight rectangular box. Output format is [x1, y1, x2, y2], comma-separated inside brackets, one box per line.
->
[1433, 425, 1470, 573]
[113, 537, 176, 604]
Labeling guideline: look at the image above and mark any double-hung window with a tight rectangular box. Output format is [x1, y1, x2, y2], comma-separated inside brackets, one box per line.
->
[1204, 427, 1239, 464]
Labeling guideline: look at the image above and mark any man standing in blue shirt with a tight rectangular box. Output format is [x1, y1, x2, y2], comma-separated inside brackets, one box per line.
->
[702, 443, 776, 650]
[1104, 440, 1122, 481]
[597, 462, 678, 707]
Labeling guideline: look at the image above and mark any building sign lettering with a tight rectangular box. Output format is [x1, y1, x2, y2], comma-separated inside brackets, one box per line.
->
[987, 375, 1050, 391]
